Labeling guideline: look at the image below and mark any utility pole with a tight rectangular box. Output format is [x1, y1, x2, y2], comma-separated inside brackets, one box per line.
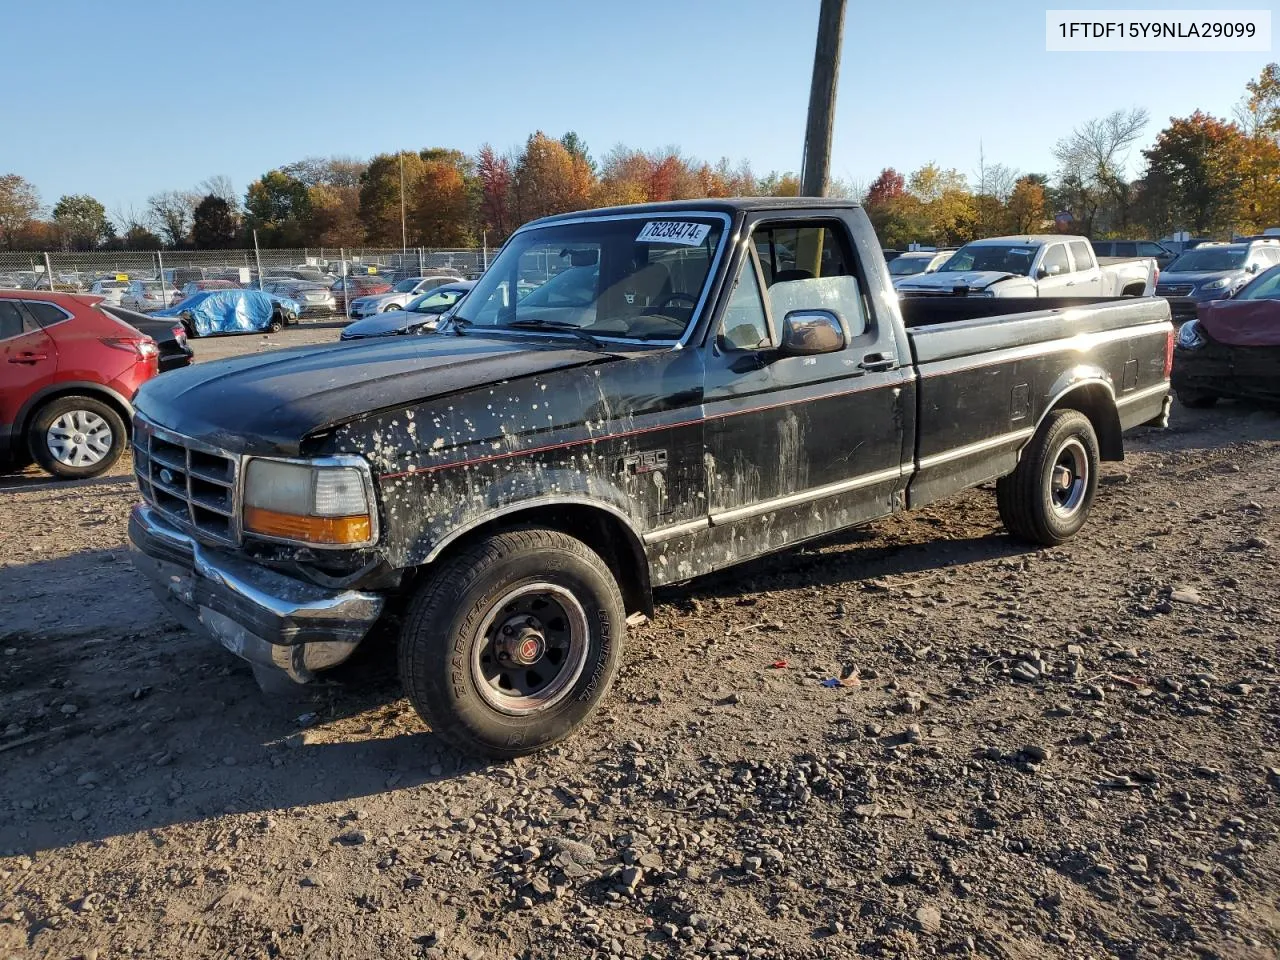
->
[800, 0, 847, 198]
[399, 153, 408, 257]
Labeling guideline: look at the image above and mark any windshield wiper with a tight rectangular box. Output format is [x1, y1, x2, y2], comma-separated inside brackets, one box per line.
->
[505, 318, 602, 347]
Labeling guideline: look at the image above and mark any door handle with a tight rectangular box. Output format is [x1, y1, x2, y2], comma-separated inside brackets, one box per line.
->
[8, 353, 48, 364]
[859, 352, 896, 372]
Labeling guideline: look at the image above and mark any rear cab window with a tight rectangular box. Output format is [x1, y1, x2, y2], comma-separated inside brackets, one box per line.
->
[1068, 241, 1095, 272]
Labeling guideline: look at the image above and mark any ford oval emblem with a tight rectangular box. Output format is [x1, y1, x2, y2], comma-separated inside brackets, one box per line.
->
[159, 468, 175, 485]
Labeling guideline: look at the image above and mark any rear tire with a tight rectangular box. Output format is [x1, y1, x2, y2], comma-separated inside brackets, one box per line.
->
[28, 396, 127, 480]
[398, 528, 625, 758]
[1177, 390, 1218, 409]
[997, 409, 1100, 546]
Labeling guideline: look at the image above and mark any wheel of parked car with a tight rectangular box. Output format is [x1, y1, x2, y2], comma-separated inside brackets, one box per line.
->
[1176, 390, 1219, 409]
[267, 311, 284, 334]
[398, 528, 625, 757]
[996, 409, 1100, 546]
[27, 395, 128, 480]
[383, 303, 400, 312]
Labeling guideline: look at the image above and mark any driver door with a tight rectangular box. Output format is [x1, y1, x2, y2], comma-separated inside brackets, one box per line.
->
[1035, 243, 1073, 296]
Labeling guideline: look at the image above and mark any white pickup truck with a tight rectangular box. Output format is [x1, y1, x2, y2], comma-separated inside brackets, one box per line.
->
[895, 235, 1158, 299]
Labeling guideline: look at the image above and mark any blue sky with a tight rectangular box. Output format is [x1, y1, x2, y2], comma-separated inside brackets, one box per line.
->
[0, 0, 1273, 218]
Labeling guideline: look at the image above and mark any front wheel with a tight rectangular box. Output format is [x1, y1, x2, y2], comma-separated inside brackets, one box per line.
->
[398, 528, 625, 758]
[267, 312, 284, 333]
[996, 409, 1100, 546]
[383, 303, 401, 312]
[28, 396, 127, 480]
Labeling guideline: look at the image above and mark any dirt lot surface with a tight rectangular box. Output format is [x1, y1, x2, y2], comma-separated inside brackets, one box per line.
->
[1, 328, 1278, 960]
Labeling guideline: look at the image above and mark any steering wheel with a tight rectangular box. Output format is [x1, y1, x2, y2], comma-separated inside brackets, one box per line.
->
[654, 292, 698, 311]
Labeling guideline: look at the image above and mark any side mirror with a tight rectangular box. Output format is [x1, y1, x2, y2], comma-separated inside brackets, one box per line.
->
[1246, 263, 1259, 274]
[1035, 266, 1049, 280]
[780, 310, 845, 356]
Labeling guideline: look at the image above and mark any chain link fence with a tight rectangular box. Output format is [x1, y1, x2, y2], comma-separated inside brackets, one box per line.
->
[0, 247, 491, 313]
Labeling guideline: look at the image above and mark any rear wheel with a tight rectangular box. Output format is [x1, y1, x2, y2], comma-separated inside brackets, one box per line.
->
[997, 409, 1100, 546]
[1177, 390, 1218, 409]
[398, 528, 625, 758]
[28, 396, 127, 480]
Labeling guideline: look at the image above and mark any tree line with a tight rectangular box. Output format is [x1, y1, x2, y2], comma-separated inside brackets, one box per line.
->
[1, 64, 1276, 253]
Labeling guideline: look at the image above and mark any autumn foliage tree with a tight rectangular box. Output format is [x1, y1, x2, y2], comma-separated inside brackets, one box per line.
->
[1138, 112, 1244, 235]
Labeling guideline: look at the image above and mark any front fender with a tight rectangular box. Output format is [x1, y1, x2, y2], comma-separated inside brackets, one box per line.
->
[380, 463, 647, 568]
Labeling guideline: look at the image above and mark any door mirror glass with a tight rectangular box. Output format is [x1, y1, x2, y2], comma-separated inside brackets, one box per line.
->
[1036, 266, 1049, 280]
[780, 310, 845, 356]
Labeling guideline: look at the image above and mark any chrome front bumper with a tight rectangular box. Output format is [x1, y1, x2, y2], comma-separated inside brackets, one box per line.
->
[128, 504, 384, 683]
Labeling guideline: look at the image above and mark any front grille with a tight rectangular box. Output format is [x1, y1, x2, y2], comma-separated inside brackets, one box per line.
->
[133, 417, 240, 544]
[1157, 284, 1194, 297]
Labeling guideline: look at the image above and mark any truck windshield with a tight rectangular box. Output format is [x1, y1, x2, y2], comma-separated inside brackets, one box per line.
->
[1166, 248, 1246, 272]
[888, 257, 931, 276]
[937, 243, 1038, 276]
[453, 215, 726, 341]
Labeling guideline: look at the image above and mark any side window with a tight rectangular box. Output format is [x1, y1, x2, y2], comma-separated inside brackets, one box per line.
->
[1041, 244, 1070, 276]
[1138, 242, 1164, 257]
[752, 223, 867, 338]
[1115, 242, 1137, 257]
[718, 251, 770, 350]
[0, 301, 25, 339]
[24, 301, 70, 327]
[1069, 241, 1095, 272]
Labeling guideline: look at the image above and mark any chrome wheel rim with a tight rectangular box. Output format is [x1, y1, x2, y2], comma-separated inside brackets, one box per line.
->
[46, 411, 113, 467]
[1050, 438, 1089, 518]
[472, 583, 589, 716]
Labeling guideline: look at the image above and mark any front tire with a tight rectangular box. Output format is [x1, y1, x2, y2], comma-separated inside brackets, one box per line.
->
[997, 409, 1100, 546]
[267, 312, 284, 333]
[28, 396, 127, 480]
[398, 528, 625, 758]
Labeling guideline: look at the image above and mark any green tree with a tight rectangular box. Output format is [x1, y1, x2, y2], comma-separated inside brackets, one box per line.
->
[0, 173, 41, 249]
[191, 195, 239, 248]
[245, 170, 312, 246]
[358, 152, 426, 246]
[51, 194, 109, 250]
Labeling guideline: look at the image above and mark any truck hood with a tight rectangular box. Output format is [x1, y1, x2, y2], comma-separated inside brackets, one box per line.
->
[134, 334, 610, 456]
[896, 270, 1019, 292]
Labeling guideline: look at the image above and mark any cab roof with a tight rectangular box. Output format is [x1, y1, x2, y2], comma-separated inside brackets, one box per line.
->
[528, 196, 863, 227]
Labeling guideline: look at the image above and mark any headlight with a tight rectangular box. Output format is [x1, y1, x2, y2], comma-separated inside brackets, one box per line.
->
[968, 289, 995, 298]
[242, 457, 377, 547]
[1200, 277, 1233, 291]
[1177, 320, 1206, 350]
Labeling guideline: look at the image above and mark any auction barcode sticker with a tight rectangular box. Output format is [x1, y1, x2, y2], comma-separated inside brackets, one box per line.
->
[636, 221, 711, 246]
[1046, 9, 1270, 51]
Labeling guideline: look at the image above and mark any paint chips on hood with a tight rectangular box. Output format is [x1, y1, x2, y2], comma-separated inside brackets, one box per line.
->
[636, 221, 711, 246]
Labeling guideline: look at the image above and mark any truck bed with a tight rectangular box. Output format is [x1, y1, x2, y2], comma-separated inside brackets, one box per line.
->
[898, 296, 1172, 508]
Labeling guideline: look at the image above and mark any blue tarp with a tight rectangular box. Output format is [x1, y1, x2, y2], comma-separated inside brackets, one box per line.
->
[154, 289, 302, 337]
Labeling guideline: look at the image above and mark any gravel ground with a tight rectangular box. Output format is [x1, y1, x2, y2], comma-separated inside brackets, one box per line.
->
[0, 337, 1278, 960]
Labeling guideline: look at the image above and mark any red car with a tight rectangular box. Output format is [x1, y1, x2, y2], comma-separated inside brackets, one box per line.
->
[330, 276, 391, 313]
[0, 291, 159, 479]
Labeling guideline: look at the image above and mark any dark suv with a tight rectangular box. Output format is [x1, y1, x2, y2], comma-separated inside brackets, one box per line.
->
[1091, 239, 1177, 269]
[1155, 240, 1280, 323]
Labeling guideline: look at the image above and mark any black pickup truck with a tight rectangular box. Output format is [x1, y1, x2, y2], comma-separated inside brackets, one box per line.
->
[128, 198, 1173, 756]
